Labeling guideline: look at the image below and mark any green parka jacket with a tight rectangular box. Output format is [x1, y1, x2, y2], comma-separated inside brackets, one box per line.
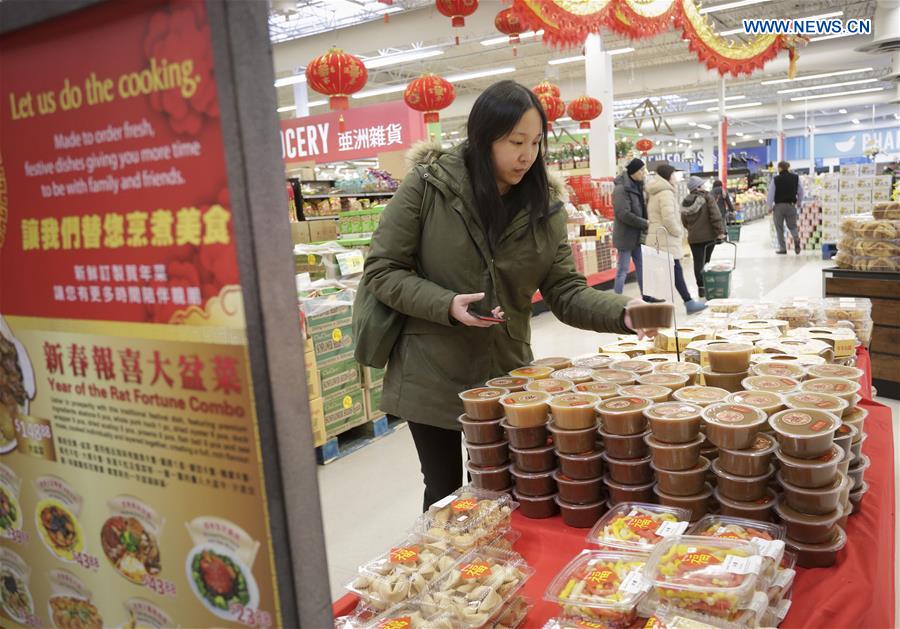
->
[364, 142, 632, 431]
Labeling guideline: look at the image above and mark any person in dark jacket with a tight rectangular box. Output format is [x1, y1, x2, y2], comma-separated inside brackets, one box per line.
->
[711, 179, 734, 224]
[767, 161, 804, 254]
[362, 81, 658, 510]
[681, 176, 725, 298]
[612, 158, 653, 299]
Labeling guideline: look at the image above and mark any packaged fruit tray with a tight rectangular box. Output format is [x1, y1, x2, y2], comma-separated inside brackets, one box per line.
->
[587, 503, 690, 553]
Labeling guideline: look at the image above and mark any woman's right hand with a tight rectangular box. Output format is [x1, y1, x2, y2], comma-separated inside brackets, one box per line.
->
[450, 293, 500, 328]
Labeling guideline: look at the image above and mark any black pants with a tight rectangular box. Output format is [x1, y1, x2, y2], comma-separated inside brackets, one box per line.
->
[402, 418, 463, 512]
[690, 241, 716, 295]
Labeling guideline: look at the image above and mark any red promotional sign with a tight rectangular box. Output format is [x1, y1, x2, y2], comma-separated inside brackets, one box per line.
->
[280, 100, 427, 164]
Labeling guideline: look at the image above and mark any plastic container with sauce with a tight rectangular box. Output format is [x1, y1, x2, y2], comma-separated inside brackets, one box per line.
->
[847, 454, 870, 491]
[850, 432, 867, 459]
[500, 391, 553, 428]
[486, 376, 532, 392]
[842, 406, 868, 442]
[572, 354, 622, 370]
[618, 384, 672, 404]
[706, 342, 754, 373]
[501, 418, 548, 450]
[548, 393, 599, 430]
[603, 476, 655, 505]
[799, 377, 861, 406]
[653, 483, 714, 521]
[833, 423, 858, 458]
[598, 428, 650, 460]
[645, 401, 703, 444]
[652, 457, 710, 496]
[525, 378, 575, 395]
[549, 422, 597, 455]
[655, 362, 702, 386]
[458, 415, 504, 445]
[609, 359, 655, 375]
[786, 525, 847, 568]
[553, 471, 605, 505]
[701, 368, 749, 392]
[715, 486, 778, 522]
[849, 481, 868, 514]
[596, 397, 652, 436]
[716, 433, 778, 477]
[466, 462, 513, 491]
[725, 390, 785, 417]
[509, 365, 554, 380]
[551, 368, 595, 384]
[509, 444, 556, 473]
[838, 447, 853, 477]
[769, 408, 840, 459]
[532, 357, 572, 370]
[592, 369, 638, 386]
[701, 445, 720, 462]
[783, 392, 848, 417]
[775, 445, 841, 489]
[778, 472, 848, 515]
[465, 440, 510, 467]
[558, 450, 604, 480]
[712, 459, 774, 501]
[642, 354, 679, 364]
[458, 387, 509, 420]
[555, 496, 607, 528]
[573, 380, 620, 399]
[511, 467, 557, 497]
[806, 364, 864, 382]
[673, 385, 730, 407]
[742, 375, 801, 395]
[701, 403, 768, 450]
[751, 361, 807, 380]
[513, 490, 559, 519]
[627, 302, 675, 330]
[644, 434, 704, 471]
[602, 453, 654, 485]
[637, 372, 690, 393]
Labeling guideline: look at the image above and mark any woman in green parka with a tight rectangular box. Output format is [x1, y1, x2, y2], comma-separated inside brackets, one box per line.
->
[362, 81, 656, 509]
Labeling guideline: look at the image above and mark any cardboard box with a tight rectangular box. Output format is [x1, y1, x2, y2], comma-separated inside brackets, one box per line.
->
[364, 383, 384, 420]
[323, 385, 366, 436]
[303, 300, 353, 335]
[308, 219, 339, 243]
[360, 365, 386, 388]
[304, 351, 321, 400]
[858, 163, 876, 177]
[318, 356, 363, 398]
[309, 396, 326, 447]
[841, 164, 860, 176]
[290, 221, 311, 244]
[872, 188, 891, 201]
[312, 323, 355, 363]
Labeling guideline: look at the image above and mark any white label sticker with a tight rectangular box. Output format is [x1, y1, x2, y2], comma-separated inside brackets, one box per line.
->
[723, 554, 763, 575]
[457, 515, 469, 523]
[620, 570, 650, 594]
[750, 538, 785, 560]
[776, 599, 792, 620]
[336, 251, 365, 276]
[747, 591, 769, 617]
[773, 568, 796, 590]
[627, 509, 639, 517]
[431, 494, 457, 510]
[655, 521, 689, 537]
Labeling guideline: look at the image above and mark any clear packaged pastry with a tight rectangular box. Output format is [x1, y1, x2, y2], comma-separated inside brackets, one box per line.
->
[417, 486, 518, 551]
[687, 516, 785, 583]
[334, 600, 455, 629]
[489, 595, 532, 629]
[587, 503, 690, 552]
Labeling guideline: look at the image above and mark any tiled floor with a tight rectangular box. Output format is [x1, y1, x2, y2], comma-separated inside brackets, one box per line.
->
[318, 219, 900, 612]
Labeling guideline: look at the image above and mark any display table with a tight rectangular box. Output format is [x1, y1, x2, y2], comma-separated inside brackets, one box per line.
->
[332, 349, 894, 628]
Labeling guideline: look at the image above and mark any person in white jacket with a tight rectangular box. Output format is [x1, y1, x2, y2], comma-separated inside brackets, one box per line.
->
[645, 164, 706, 314]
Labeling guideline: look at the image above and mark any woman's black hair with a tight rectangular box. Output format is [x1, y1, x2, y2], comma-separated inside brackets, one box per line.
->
[464, 80, 550, 248]
[712, 179, 723, 188]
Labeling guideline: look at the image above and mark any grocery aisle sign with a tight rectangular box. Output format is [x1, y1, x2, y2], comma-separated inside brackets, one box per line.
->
[280, 100, 427, 164]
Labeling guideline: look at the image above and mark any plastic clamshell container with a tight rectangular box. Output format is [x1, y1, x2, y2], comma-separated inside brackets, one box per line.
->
[500, 391, 553, 428]
[655, 362, 702, 386]
[486, 528, 522, 553]
[842, 406, 868, 440]
[610, 359, 655, 375]
[725, 390, 785, 417]
[418, 546, 535, 628]
[644, 434, 704, 471]
[592, 369, 638, 386]
[464, 440, 510, 467]
[712, 459, 774, 502]
[458, 415, 504, 445]
[532, 357, 572, 370]
[596, 397, 653, 436]
[642, 535, 762, 619]
[799, 377, 861, 405]
[701, 368, 749, 393]
[598, 428, 651, 460]
[419, 486, 518, 551]
[585, 503, 689, 556]
[778, 472, 849, 516]
[334, 601, 454, 628]
[773, 497, 843, 544]
[502, 418, 549, 450]
[672, 386, 730, 407]
[553, 368, 599, 384]
[767, 551, 797, 606]
[701, 403, 768, 451]
[742, 375, 801, 394]
[716, 433, 778, 478]
[687, 515, 786, 581]
[602, 453, 654, 485]
[549, 393, 600, 430]
[513, 490, 559, 519]
[553, 471, 605, 505]
[574, 380, 621, 399]
[652, 457, 711, 496]
[653, 484, 714, 522]
[486, 376, 532, 392]
[618, 384, 672, 404]
[555, 496, 608, 528]
[525, 378, 576, 395]
[775, 445, 841, 489]
[459, 387, 510, 420]
[847, 454, 870, 491]
[510, 365, 555, 380]
[751, 361, 807, 380]
[511, 467, 557, 497]
[715, 487, 778, 522]
[604, 477, 655, 506]
[549, 422, 598, 455]
[645, 402, 704, 444]
[806, 364, 864, 381]
[783, 392, 848, 417]
[558, 450, 605, 480]
[706, 342, 754, 373]
[638, 372, 691, 392]
[768, 409, 840, 459]
[542, 549, 650, 625]
[785, 525, 847, 569]
[466, 462, 512, 492]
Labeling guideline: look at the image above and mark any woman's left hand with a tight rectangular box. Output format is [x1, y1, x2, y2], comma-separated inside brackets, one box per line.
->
[623, 298, 660, 340]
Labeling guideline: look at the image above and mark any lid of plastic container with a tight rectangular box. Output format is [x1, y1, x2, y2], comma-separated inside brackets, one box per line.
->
[509, 365, 554, 378]
[511, 466, 556, 480]
[673, 386, 730, 404]
[458, 414, 503, 427]
[785, 525, 847, 553]
[508, 442, 554, 455]
[597, 396, 652, 413]
[688, 517, 786, 565]
[834, 422, 858, 441]
[597, 426, 651, 440]
[643, 535, 762, 595]
[553, 495, 606, 510]
[586, 502, 690, 551]
[726, 390, 784, 410]
[574, 381, 620, 396]
[500, 391, 552, 407]
[642, 354, 678, 364]
[592, 369, 638, 384]
[720, 433, 778, 458]
[638, 373, 691, 388]
[549, 392, 600, 408]
[572, 354, 623, 369]
[701, 403, 767, 428]
[543, 550, 651, 612]
[548, 421, 597, 437]
[849, 453, 871, 473]
[610, 359, 654, 374]
[807, 364, 865, 380]
[553, 470, 605, 486]
[619, 384, 672, 400]
[652, 482, 714, 501]
[784, 392, 849, 413]
[800, 377, 861, 396]
[775, 444, 842, 469]
[532, 357, 572, 368]
[650, 456, 711, 476]
[777, 470, 848, 495]
[463, 439, 510, 452]
[850, 480, 869, 499]
[601, 475, 656, 492]
[525, 378, 575, 395]
[714, 486, 777, 510]
[644, 433, 705, 450]
[643, 401, 703, 421]
[419, 485, 518, 538]
[655, 362, 702, 375]
[511, 489, 557, 504]
[459, 387, 509, 401]
[558, 449, 604, 462]
[465, 461, 511, 475]
[706, 341, 754, 354]
[742, 375, 801, 393]
[486, 376, 532, 389]
[842, 405, 869, 424]
[600, 452, 652, 466]
[751, 361, 807, 378]
[551, 368, 595, 382]
[773, 496, 843, 525]
[768, 408, 840, 438]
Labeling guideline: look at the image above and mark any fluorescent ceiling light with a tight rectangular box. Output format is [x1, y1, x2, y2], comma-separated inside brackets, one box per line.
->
[810, 32, 860, 43]
[736, 131, 745, 137]
[277, 105, 296, 113]
[687, 95, 745, 106]
[481, 30, 542, 46]
[352, 83, 409, 99]
[549, 55, 583, 65]
[776, 78, 878, 95]
[446, 67, 515, 82]
[688, 122, 697, 126]
[701, 0, 770, 14]
[696, 123, 713, 130]
[608, 47, 635, 55]
[851, 119, 860, 124]
[364, 49, 444, 69]
[758, 139, 764, 143]
[784, 113, 795, 119]
[694, 132, 700, 138]
[717, 11, 842, 36]
[274, 74, 306, 87]
[789, 87, 884, 102]
[730, 141, 736, 146]
[761, 67, 872, 85]
[839, 108, 848, 114]
[705, 101, 762, 111]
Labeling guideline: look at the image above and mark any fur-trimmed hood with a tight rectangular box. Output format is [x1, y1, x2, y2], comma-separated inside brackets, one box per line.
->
[681, 191, 705, 216]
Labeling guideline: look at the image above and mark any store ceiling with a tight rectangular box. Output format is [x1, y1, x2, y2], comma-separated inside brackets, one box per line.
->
[271, 0, 895, 145]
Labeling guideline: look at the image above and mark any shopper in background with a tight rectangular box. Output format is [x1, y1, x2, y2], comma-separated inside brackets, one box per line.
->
[361, 80, 658, 510]
[681, 176, 725, 299]
[645, 164, 707, 314]
[612, 158, 659, 301]
[711, 179, 734, 224]
[767, 160, 804, 254]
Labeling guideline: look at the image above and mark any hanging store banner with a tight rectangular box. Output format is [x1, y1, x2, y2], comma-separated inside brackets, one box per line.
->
[0, 0, 284, 626]
[782, 125, 900, 161]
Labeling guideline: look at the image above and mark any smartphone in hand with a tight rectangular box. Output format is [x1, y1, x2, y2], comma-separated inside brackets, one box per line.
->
[471, 312, 505, 324]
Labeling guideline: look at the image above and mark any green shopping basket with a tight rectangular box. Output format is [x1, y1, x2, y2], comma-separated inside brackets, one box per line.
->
[702, 241, 738, 299]
[726, 224, 742, 242]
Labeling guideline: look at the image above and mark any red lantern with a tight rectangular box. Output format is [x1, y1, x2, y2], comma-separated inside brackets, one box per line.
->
[635, 138, 654, 154]
[495, 7, 526, 55]
[404, 74, 456, 124]
[304, 47, 368, 111]
[436, 0, 478, 44]
[532, 80, 560, 99]
[537, 92, 565, 130]
[567, 96, 602, 129]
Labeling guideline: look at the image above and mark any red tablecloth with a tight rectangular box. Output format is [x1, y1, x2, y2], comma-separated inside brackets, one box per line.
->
[333, 349, 895, 628]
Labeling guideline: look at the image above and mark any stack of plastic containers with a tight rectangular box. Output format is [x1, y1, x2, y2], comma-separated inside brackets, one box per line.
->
[458, 386, 513, 493]
[768, 406, 849, 567]
[701, 342, 755, 393]
[597, 395, 654, 511]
